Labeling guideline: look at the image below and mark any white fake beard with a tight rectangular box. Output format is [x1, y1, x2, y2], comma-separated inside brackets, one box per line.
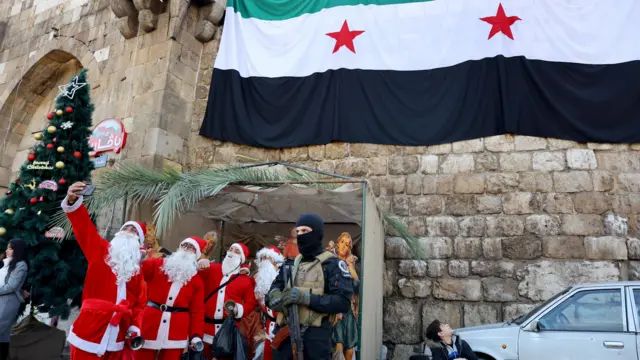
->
[162, 249, 198, 284]
[255, 260, 279, 304]
[106, 231, 141, 285]
[222, 252, 242, 275]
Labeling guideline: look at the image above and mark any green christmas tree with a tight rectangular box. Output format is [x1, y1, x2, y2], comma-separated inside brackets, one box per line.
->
[0, 69, 95, 319]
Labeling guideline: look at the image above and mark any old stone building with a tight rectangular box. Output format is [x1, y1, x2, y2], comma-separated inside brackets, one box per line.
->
[1, 1, 640, 359]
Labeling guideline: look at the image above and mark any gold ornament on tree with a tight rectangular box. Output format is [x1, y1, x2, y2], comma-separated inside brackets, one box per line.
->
[4, 209, 14, 215]
[57, 146, 65, 153]
[47, 126, 57, 134]
[34, 133, 43, 140]
[56, 109, 63, 116]
[0, 227, 5, 236]
[55, 161, 65, 169]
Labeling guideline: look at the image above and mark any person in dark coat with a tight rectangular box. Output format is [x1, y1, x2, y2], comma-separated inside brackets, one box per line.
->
[424, 320, 478, 360]
[0, 239, 28, 360]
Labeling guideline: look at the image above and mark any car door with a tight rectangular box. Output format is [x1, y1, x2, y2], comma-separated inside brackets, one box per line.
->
[518, 287, 637, 360]
[626, 287, 640, 360]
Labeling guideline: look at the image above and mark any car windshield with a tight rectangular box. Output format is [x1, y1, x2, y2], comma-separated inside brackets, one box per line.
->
[508, 287, 572, 325]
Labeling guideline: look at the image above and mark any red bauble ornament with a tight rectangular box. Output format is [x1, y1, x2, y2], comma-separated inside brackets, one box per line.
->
[65, 107, 73, 113]
[73, 151, 82, 159]
[27, 154, 36, 162]
[6, 191, 11, 196]
[46, 113, 54, 120]
[58, 178, 67, 185]
[29, 197, 38, 204]
[47, 143, 54, 150]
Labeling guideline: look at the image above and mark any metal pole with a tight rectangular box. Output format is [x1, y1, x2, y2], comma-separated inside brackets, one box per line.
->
[235, 179, 366, 185]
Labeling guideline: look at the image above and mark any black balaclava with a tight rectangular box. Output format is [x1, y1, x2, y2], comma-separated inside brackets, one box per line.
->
[296, 213, 324, 259]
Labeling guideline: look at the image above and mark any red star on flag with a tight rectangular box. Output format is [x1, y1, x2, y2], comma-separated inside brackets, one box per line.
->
[326, 20, 365, 54]
[480, 3, 521, 40]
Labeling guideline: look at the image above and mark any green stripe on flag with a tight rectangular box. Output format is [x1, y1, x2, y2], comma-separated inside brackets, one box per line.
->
[228, 0, 434, 21]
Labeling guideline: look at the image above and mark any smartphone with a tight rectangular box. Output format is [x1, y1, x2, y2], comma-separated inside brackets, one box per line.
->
[77, 184, 96, 196]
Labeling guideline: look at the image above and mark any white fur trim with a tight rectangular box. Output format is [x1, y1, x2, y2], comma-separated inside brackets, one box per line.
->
[235, 303, 244, 319]
[143, 338, 188, 350]
[142, 282, 185, 350]
[230, 244, 246, 263]
[214, 274, 231, 320]
[121, 221, 144, 247]
[61, 195, 84, 213]
[203, 334, 214, 344]
[191, 337, 202, 345]
[127, 326, 141, 336]
[254, 342, 265, 360]
[181, 238, 202, 258]
[257, 248, 284, 264]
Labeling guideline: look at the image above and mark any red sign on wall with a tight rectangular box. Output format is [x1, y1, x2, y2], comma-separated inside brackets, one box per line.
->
[89, 118, 127, 156]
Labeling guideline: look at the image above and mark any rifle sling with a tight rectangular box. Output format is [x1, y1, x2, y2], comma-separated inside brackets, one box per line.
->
[204, 274, 240, 304]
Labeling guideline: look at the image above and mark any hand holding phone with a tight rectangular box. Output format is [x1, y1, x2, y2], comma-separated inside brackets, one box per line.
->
[77, 184, 96, 196]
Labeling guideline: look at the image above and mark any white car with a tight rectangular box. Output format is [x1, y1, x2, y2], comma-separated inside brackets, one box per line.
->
[454, 281, 640, 360]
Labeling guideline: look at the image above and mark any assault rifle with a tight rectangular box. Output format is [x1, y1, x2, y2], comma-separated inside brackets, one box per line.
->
[283, 264, 304, 360]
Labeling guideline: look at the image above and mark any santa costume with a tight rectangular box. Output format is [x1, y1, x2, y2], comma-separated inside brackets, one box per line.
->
[62, 195, 147, 360]
[253, 246, 284, 360]
[135, 237, 207, 360]
[198, 243, 257, 359]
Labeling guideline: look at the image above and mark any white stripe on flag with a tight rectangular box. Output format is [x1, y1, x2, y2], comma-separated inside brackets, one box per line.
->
[215, 0, 640, 78]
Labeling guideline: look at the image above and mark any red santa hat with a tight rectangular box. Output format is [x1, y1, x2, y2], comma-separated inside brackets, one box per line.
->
[120, 221, 146, 247]
[180, 236, 207, 259]
[256, 245, 284, 265]
[240, 263, 251, 276]
[230, 242, 250, 263]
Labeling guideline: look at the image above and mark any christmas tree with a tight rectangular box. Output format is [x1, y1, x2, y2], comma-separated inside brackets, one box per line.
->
[0, 69, 95, 319]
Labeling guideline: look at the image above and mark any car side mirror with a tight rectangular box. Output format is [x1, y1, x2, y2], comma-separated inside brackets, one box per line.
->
[525, 320, 541, 333]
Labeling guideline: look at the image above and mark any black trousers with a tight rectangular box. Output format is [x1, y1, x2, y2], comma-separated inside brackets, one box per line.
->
[0, 342, 8, 360]
[272, 326, 332, 360]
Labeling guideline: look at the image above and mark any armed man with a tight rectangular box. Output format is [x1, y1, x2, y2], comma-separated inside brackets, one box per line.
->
[266, 213, 353, 360]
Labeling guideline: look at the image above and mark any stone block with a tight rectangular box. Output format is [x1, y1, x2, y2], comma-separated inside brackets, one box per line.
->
[631, 262, 640, 281]
[573, 192, 612, 214]
[407, 217, 427, 236]
[141, 127, 184, 162]
[380, 176, 406, 196]
[349, 143, 394, 157]
[486, 173, 519, 194]
[280, 147, 308, 162]
[562, 215, 604, 236]
[500, 153, 532, 172]
[398, 278, 431, 298]
[389, 156, 419, 175]
[518, 172, 553, 192]
[476, 195, 502, 214]
[464, 303, 500, 327]
[471, 260, 516, 278]
[518, 260, 619, 301]
[566, 149, 597, 169]
[502, 192, 540, 214]
[440, 154, 475, 173]
[384, 261, 397, 296]
[459, 216, 486, 237]
[420, 155, 439, 174]
[427, 143, 452, 154]
[410, 196, 443, 216]
[398, 260, 428, 277]
[595, 152, 640, 172]
[422, 302, 462, 331]
[454, 237, 482, 259]
[525, 215, 561, 236]
[335, 158, 368, 177]
[325, 142, 348, 159]
[406, 174, 422, 195]
[475, 153, 499, 171]
[384, 299, 422, 343]
[612, 195, 640, 214]
[543, 193, 574, 214]
[317, 160, 335, 174]
[619, 174, 640, 192]
[367, 157, 388, 176]
[542, 236, 586, 259]
[485, 135, 515, 152]
[444, 195, 476, 216]
[592, 171, 614, 192]
[486, 216, 524, 237]
[392, 196, 410, 216]
[427, 260, 448, 278]
[452, 139, 484, 153]
[483, 238, 503, 259]
[584, 236, 628, 260]
[503, 304, 536, 322]
[604, 214, 628, 236]
[482, 278, 519, 302]
[627, 238, 640, 260]
[391, 345, 415, 360]
[433, 279, 482, 301]
[532, 151, 565, 171]
[553, 171, 593, 193]
[587, 143, 614, 150]
[448, 260, 469, 278]
[515, 136, 548, 151]
[385, 237, 413, 259]
[453, 174, 485, 194]
[502, 236, 542, 259]
[426, 217, 458, 236]
[421, 237, 453, 259]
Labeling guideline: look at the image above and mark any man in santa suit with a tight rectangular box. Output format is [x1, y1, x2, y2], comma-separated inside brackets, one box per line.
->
[62, 182, 147, 360]
[253, 246, 284, 360]
[197, 243, 257, 359]
[135, 237, 207, 360]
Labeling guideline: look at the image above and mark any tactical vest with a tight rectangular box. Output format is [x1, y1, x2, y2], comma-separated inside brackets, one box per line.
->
[277, 251, 335, 327]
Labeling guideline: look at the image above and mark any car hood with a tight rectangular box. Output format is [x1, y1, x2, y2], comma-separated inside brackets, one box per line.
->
[455, 322, 514, 333]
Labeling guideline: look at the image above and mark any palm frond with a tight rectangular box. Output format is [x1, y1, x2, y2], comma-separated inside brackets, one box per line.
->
[382, 212, 426, 260]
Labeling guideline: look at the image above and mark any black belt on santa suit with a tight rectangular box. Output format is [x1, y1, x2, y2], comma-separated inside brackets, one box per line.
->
[204, 317, 226, 325]
[147, 301, 189, 312]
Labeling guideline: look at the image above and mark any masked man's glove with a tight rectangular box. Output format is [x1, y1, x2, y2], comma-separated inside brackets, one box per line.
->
[267, 289, 285, 312]
[281, 287, 311, 306]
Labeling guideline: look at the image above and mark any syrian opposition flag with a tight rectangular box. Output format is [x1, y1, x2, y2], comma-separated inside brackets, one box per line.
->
[200, 0, 640, 148]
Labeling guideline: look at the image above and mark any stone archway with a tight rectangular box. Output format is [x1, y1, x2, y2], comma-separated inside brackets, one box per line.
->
[0, 38, 101, 192]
